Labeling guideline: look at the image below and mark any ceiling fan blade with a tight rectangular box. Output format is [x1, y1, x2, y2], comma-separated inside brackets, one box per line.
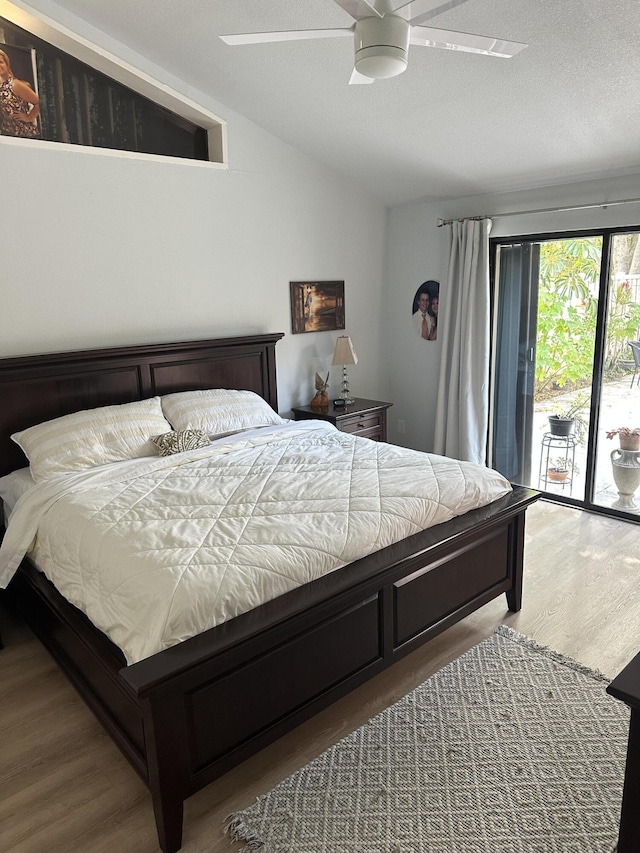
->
[220, 27, 353, 45]
[333, 0, 384, 20]
[410, 25, 527, 57]
[391, 0, 472, 25]
[349, 68, 376, 84]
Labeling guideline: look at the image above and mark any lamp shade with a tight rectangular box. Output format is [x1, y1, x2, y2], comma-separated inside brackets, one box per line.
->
[332, 336, 358, 366]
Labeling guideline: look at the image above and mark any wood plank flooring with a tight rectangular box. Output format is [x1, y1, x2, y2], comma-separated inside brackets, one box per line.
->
[1, 500, 639, 852]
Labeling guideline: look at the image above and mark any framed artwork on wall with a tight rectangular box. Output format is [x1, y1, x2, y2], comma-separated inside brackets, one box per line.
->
[411, 280, 440, 341]
[290, 280, 345, 334]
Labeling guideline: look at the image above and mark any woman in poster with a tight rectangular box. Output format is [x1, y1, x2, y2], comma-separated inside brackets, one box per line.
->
[0, 48, 40, 138]
[428, 292, 438, 340]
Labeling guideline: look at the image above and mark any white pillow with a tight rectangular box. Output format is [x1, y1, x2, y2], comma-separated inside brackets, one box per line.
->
[161, 389, 285, 437]
[0, 466, 36, 517]
[11, 397, 172, 482]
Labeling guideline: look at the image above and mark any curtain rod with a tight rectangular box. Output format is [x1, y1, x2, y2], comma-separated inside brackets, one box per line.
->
[436, 196, 640, 227]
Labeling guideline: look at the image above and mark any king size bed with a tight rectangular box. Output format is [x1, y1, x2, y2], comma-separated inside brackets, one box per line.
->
[0, 332, 538, 852]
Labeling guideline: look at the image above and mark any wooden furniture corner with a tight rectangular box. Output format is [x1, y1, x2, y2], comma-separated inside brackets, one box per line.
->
[607, 653, 640, 852]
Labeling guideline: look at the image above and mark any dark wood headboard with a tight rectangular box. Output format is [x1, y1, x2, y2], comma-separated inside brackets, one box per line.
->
[0, 333, 285, 476]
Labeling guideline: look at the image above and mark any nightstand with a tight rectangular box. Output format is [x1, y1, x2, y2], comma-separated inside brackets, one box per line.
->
[291, 398, 393, 442]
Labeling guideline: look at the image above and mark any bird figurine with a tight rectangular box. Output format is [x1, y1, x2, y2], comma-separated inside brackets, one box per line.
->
[310, 371, 330, 410]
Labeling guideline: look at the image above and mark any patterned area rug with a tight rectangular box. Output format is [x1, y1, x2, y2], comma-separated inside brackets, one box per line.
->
[225, 626, 629, 852]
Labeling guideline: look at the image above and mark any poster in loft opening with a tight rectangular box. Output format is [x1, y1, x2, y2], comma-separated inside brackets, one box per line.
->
[0, 43, 40, 138]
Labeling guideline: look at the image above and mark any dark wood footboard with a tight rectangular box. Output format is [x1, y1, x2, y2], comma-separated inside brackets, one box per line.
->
[8, 485, 537, 852]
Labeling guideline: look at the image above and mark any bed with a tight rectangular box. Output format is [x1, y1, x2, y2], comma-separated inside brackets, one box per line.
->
[0, 332, 538, 852]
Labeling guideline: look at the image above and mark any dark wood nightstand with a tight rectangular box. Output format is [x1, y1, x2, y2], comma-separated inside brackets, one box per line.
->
[291, 398, 393, 442]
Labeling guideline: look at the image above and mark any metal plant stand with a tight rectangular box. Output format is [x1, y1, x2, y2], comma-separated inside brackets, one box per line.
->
[539, 432, 577, 495]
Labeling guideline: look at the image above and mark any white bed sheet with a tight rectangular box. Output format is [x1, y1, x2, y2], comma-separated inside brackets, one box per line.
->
[0, 421, 512, 664]
[0, 467, 36, 522]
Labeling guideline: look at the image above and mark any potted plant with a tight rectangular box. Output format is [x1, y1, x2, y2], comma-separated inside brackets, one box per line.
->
[606, 427, 640, 452]
[547, 457, 578, 483]
[547, 393, 590, 444]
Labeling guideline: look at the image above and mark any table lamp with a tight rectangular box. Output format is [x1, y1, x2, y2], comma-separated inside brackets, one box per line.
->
[332, 335, 358, 405]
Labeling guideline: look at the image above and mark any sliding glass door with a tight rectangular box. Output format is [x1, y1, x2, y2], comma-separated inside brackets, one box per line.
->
[490, 228, 640, 519]
[593, 233, 640, 510]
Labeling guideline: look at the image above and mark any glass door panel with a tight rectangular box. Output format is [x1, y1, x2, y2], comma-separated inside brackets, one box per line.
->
[532, 237, 600, 502]
[492, 243, 538, 483]
[593, 233, 640, 512]
[492, 236, 601, 502]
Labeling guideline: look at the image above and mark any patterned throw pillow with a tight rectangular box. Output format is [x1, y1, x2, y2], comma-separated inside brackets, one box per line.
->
[150, 429, 211, 457]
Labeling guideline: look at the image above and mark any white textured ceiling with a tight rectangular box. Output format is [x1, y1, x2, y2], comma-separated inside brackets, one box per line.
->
[44, 0, 640, 206]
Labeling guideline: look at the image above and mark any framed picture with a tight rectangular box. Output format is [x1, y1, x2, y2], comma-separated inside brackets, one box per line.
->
[411, 280, 440, 341]
[290, 281, 345, 334]
[0, 42, 41, 139]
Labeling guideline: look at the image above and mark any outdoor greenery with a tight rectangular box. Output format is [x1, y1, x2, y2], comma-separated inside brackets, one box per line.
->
[535, 235, 640, 399]
[535, 238, 600, 397]
[606, 279, 640, 371]
[606, 427, 640, 439]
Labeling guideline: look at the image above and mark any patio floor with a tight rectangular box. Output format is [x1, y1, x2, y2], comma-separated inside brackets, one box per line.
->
[532, 374, 640, 512]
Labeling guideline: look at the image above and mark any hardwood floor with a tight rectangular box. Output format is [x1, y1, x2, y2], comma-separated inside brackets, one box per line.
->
[1, 500, 639, 853]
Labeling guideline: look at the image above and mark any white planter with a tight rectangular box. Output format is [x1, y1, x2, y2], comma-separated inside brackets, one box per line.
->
[610, 449, 640, 509]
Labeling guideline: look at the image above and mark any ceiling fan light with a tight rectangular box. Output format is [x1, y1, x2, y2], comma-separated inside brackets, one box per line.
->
[355, 46, 408, 79]
[353, 16, 410, 80]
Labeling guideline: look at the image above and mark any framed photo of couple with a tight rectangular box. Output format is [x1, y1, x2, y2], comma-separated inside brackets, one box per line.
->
[411, 280, 440, 341]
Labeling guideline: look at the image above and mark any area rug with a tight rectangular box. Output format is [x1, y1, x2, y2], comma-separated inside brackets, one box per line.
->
[225, 626, 630, 853]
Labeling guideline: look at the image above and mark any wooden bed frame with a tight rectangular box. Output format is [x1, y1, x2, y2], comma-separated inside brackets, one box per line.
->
[0, 333, 539, 852]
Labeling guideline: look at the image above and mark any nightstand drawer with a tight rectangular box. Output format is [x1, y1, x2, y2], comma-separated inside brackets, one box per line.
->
[338, 412, 383, 435]
[353, 425, 384, 441]
[291, 398, 392, 443]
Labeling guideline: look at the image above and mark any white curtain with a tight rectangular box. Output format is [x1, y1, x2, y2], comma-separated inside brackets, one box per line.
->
[433, 218, 492, 464]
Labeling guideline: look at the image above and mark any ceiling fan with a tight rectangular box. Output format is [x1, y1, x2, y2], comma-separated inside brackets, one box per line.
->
[219, 0, 527, 84]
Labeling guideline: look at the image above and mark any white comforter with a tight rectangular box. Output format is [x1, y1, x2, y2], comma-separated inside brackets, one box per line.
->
[0, 421, 511, 664]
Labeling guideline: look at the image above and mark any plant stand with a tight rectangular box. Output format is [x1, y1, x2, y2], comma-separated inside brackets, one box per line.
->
[538, 432, 577, 494]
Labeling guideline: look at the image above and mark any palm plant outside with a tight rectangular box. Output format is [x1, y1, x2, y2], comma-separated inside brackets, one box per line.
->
[536, 236, 640, 400]
[535, 237, 600, 398]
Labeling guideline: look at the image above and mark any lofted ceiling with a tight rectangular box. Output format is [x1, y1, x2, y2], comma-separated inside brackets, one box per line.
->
[40, 0, 640, 206]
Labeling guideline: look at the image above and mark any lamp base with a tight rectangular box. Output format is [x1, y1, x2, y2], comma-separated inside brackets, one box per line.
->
[338, 365, 354, 406]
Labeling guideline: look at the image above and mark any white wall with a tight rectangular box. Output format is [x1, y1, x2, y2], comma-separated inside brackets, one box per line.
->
[386, 174, 640, 452]
[0, 4, 388, 416]
[7, 2, 640, 437]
